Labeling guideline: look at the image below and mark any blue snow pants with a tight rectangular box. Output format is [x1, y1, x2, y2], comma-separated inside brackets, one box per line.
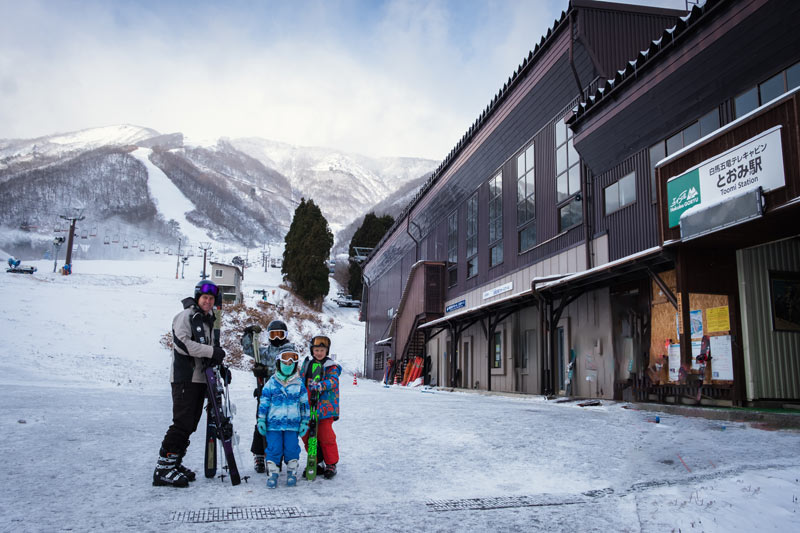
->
[265, 430, 301, 465]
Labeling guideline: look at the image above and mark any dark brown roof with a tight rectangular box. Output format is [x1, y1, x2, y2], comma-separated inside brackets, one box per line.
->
[568, 0, 724, 125]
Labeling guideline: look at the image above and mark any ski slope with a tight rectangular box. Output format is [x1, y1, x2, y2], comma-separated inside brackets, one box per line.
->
[1, 259, 799, 532]
[131, 147, 212, 245]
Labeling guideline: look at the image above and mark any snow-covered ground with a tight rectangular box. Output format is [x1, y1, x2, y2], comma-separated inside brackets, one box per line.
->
[1, 258, 799, 532]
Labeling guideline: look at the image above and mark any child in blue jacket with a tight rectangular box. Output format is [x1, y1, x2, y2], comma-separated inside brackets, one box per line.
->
[257, 343, 310, 488]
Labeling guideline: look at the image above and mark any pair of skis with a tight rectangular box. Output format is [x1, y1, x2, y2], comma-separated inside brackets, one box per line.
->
[304, 361, 323, 481]
[203, 364, 241, 485]
[203, 307, 241, 486]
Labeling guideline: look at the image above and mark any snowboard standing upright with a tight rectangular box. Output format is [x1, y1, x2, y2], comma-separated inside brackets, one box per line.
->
[304, 360, 324, 481]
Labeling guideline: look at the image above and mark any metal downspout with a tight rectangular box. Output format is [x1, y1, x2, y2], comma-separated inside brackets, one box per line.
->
[407, 218, 422, 262]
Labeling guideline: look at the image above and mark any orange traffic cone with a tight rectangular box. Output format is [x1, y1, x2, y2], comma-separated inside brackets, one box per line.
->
[393, 369, 400, 385]
[353, 373, 358, 386]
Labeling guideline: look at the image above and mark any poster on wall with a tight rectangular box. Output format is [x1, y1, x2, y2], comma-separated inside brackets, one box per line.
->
[710, 335, 734, 381]
[690, 310, 703, 339]
[769, 271, 800, 332]
[706, 306, 730, 332]
[675, 310, 703, 339]
[668, 344, 681, 382]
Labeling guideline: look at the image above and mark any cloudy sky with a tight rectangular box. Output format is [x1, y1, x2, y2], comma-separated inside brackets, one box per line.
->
[0, 0, 687, 160]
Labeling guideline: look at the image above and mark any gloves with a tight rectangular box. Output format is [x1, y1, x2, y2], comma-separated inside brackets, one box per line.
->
[256, 418, 267, 436]
[211, 346, 226, 366]
[252, 363, 271, 379]
[298, 420, 309, 437]
[243, 325, 262, 336]
[308, 381, 323, 392]
[253, 385, 263, 398]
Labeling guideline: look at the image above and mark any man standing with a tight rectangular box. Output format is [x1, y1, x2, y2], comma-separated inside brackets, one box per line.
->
[153, 280, 226, 487]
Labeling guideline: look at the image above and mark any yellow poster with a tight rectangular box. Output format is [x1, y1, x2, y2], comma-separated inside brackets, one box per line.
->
[707, 306, 730, 332]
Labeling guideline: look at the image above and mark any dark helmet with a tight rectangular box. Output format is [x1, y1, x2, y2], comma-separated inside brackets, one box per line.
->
[310, 335, 331, 356]
[267, 319, 289, 347]
[194, 279, 221, 307]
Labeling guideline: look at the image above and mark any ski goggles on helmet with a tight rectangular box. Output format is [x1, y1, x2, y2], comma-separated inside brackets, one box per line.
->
[311, 335, 330, 348]
[268, 329, 287, 341]
[278, 351, 299, 363]
[198, 283, 219, 296]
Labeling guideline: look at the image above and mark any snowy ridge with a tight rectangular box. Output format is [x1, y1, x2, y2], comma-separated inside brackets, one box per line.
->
[0, 124, 160, 165]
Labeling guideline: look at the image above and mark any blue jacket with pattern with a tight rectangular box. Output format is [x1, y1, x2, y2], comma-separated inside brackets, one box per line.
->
[257, 370, 310, 432]
[300, 356, 341, 421]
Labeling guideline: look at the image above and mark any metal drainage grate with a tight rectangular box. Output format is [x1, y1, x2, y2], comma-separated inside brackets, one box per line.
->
[426, 495, 584, 512]
[171, 506, 310, 523]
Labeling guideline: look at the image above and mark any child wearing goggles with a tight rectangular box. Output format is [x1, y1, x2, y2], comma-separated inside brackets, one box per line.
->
[256, 342, 310, 488]
[300, 335, 342, 480]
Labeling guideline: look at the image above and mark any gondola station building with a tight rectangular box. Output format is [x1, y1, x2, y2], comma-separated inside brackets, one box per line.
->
[361, 0, 800, 407]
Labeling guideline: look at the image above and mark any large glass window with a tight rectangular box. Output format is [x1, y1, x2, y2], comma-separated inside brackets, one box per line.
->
[466, 193, 478, 279]
[488, 172, 503, 268]
[555, 120, 582, 231]
[604, 171, 636, 215]
[734, 60, 800, 118]
[516, 142, 536, 253]
[447, 211, 458, 287]
[650, 108, 719, 203]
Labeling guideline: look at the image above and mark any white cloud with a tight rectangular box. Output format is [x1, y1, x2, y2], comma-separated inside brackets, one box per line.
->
[0, 0, 683, 159]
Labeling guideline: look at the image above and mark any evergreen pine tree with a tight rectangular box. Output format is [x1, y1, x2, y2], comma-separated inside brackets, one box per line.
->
[282, 198, 333, 307]
[347, 212, 394, 299]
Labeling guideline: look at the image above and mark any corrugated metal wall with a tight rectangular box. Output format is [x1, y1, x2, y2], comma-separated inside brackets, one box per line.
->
[737, 237, 800, 400]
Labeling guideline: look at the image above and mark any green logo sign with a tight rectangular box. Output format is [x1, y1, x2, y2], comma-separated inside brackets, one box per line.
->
[667, 169, 701, 228]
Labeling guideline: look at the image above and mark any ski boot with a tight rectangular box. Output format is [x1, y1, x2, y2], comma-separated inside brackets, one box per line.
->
[175, 452, 196, 482]
[286, 459, 298, 487]
[254, 454, 266, 473]
[153, 448, 189, 487]
[323, 463, 337, 479]
[266, 461, 280, 489]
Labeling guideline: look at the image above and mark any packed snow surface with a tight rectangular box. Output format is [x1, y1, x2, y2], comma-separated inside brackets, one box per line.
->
[1, 258, 799, 532]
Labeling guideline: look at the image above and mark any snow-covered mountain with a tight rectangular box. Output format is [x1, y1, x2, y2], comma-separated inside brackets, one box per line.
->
[0, 125, 437, 259]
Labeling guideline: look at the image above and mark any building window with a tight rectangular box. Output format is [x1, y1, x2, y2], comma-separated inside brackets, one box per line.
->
[374, 351, 384, 371]
[555, 120, 582, 231]
[466, 193, 478, 278]
[604, 171, 636, 215]
[734, 60, 800, 118]
[649, 108, 719, 203]
[488, 172, 503, 267]
[214, 269, 223, 278]
[447, 211, 458, 287]
[493, 330, 502, 369]
[516, 142, 536, 252]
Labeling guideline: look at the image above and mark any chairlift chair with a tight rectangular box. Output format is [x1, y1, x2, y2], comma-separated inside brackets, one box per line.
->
[89, 226, 97, 237]
[112, 234, 120, 243]
[139, 244, 145, 252]
[80, 229, 88, 239]
[167, 248, 172, 256]
[149, 243, 155, 251]
[155, 246, 160, 255]
[103, 235, 110, 245]
[122, 240, 129, 249]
